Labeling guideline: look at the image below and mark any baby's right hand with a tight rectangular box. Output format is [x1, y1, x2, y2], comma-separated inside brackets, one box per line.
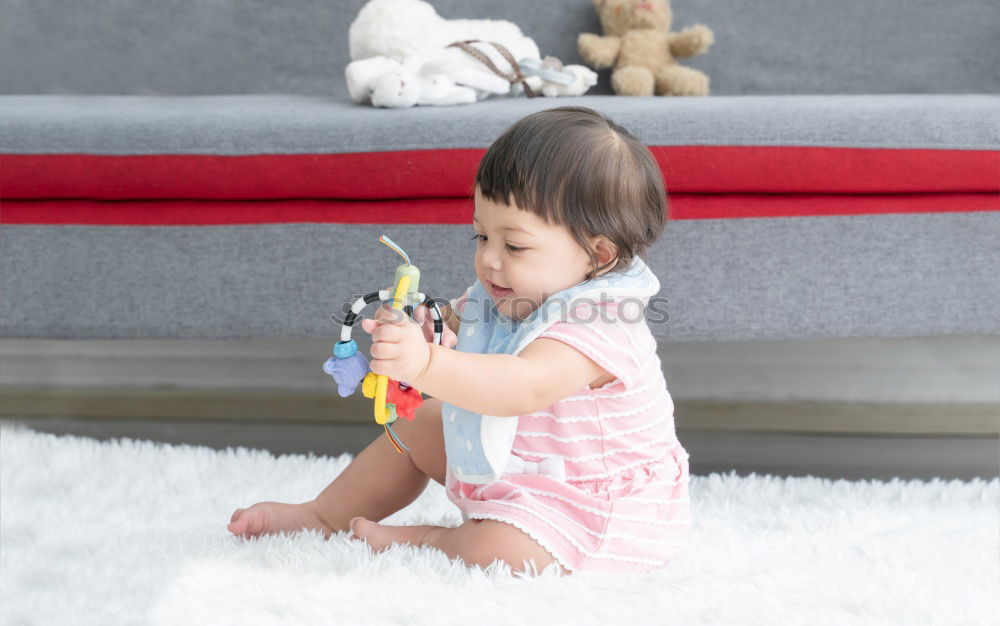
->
[413, 302, 458, 348]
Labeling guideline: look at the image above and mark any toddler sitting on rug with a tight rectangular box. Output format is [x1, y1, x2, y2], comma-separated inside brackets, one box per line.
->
[228, 106, 692, 576]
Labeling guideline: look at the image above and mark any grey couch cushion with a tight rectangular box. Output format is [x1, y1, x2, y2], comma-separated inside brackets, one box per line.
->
[3, 94, 997, 156]
[2, 0, 998, 98]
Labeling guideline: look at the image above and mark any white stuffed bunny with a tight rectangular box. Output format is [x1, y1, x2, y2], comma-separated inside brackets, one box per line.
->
[345, 0, 596, 107]
[349, 0, 534, 62]
[371, 68, 478, 107]
[346, 55, 479, 106]
[541, 65, 598, 96]
[517, 57, 599, 97]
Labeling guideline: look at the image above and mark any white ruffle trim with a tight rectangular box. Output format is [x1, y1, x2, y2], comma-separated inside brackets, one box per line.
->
[465, 512, 576, 575]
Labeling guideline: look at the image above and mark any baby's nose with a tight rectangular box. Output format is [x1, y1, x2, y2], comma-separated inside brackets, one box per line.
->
[480, 251, 502, 270]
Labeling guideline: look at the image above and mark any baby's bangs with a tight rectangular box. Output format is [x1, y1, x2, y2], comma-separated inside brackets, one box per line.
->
[475, 108, 632, 228]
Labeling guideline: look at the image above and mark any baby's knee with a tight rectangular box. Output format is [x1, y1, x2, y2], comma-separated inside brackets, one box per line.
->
[398, 397, 446, 485]
[413, 396, 443, 423]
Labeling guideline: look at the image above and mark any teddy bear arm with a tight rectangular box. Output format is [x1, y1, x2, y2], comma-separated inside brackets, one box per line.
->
[668, 24, 715, 59]
[578, 33, 622, 70]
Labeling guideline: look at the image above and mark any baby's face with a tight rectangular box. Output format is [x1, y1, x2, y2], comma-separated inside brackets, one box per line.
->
[472, 192, 596, 321]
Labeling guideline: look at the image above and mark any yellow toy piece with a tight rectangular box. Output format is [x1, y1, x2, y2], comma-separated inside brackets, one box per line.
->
[373, 274, 410, 425]
[361, 372, 378, 398]
[362, 372, 399, 423]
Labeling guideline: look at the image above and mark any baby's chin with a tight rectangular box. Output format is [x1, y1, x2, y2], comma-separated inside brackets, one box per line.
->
[494, 294, 540, 321]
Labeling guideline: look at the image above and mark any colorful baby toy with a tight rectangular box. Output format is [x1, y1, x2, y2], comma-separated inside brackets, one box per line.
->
[322, 235, 447, 453]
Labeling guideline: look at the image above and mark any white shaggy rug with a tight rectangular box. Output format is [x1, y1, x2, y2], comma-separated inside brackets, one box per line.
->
[1, 420, 997, 626]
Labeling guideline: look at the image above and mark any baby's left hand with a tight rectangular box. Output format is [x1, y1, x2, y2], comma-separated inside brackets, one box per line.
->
[360, 304, 431, 385]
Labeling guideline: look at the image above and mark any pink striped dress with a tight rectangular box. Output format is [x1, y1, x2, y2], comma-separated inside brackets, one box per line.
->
[444, 288, 693, 574]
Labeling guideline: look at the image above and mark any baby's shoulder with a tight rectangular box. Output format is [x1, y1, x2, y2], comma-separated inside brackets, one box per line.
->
[535, 301, 656, 390]
[552, 300, 651, 339]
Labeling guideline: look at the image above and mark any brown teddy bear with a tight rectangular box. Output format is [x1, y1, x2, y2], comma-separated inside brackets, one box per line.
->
[578, 0, 714, 96]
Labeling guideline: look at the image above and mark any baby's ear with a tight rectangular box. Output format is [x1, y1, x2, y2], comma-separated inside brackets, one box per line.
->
[591, 236, 619, 269]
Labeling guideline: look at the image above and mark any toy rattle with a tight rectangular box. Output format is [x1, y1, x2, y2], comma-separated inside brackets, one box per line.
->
[322, 235, 447, 453]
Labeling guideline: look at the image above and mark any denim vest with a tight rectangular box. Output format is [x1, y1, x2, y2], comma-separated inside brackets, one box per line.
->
[441, 255, 660, 484]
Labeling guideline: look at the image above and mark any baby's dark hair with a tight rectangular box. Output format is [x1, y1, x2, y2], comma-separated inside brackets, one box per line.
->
[475, 106, 667, 281]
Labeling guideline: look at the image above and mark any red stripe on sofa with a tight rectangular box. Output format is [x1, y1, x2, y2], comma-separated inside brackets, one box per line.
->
[2, 147, 996, 200]
[2, 194, 997, 225]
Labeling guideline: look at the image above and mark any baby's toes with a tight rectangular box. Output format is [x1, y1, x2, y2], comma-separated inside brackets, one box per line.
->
[228, 506, 265, 538]
[350, 517, 434, 554]
[349, 517, 388, 551]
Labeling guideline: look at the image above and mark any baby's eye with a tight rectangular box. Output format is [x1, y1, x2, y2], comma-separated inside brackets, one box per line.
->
[470, 233, 524, 253]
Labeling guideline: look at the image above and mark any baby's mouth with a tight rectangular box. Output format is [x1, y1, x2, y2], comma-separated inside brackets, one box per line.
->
[487, 280, 513, 298]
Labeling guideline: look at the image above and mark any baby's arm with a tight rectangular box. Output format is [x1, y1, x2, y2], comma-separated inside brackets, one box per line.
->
[411, 337, 608, 416]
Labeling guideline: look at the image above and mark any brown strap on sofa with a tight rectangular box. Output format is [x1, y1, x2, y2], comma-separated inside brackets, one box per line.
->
[447, 40, 536, 98]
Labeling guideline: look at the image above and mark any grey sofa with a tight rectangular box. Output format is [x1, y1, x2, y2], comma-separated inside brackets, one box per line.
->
[1, 0, 998, 342]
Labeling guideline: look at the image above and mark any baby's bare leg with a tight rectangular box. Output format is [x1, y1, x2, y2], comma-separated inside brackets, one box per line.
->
[350, 517, 572, 576]
[309, 397, 447, 531]
[229, 397, 446, 538]
[424, 519, 571, 575]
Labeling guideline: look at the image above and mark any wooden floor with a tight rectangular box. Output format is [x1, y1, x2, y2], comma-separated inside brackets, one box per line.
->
[9, 416, 997, 482]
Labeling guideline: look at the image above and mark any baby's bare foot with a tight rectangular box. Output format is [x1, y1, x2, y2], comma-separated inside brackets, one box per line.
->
[228, 500, 335, 539]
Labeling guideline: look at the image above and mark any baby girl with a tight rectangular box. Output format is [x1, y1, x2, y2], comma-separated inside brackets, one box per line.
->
[228, 106, 692, 576]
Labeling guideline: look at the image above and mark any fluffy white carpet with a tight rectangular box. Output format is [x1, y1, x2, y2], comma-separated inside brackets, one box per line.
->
[1, 420, 997, 626]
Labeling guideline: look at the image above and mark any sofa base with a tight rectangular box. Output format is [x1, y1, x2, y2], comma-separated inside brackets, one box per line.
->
[2, 210, 997, 341]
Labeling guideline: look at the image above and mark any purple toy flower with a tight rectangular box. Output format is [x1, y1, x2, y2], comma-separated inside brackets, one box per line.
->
[323, 352, 370, 397]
